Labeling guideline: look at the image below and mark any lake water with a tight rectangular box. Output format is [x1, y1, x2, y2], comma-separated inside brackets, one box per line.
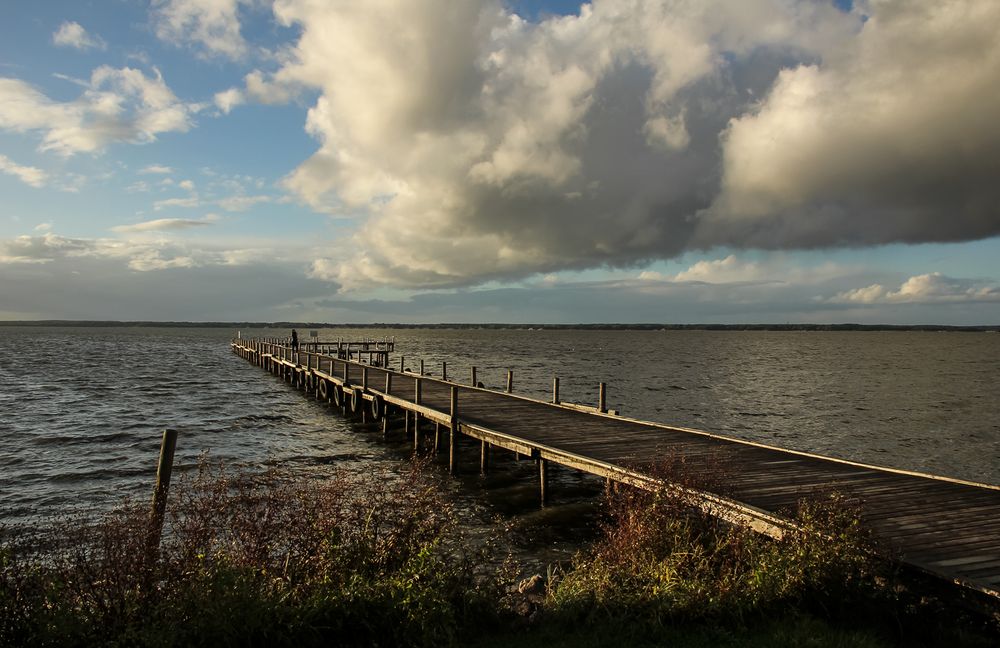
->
[2, 326, 999, 559]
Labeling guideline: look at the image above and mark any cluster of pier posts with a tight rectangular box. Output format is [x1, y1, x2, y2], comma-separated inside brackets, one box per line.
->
[231, 337, 616, 505]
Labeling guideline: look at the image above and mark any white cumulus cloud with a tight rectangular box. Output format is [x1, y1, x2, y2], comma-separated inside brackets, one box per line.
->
[0, 154, 48, 188]
[704, 0, 1000, 249]
[214, 1, 1000, 292]
[213, 87, 244, 114]
[0, 67, 201, 156]
[831, 273, 1000, 304]
[152, 0, 251, 60]
[52, 21, 107, 51]
[254, 0, 862, 289]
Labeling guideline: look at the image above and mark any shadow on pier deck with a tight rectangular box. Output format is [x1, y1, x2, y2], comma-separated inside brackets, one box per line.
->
[233, 338, 1000, 603]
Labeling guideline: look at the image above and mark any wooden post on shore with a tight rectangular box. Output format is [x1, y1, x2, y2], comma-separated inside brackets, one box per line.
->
[148, 429, 178, 555]
[553, 376, 560, 404]
[506, 370, 513, 393]
[383, 373, 392, 440]
[539, 458, 549, 507]
[414, 377, 422, 451]
[449, 386, 459, 474]
[598, 382, 607, 413]
[471, 366, 477, 387]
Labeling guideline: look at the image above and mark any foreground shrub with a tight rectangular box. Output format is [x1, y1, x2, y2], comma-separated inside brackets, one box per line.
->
[547, 478, 886, 627]
[0, 461, 502, 647]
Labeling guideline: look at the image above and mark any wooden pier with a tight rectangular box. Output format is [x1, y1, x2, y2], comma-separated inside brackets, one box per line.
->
[232, 338, 1000, 601]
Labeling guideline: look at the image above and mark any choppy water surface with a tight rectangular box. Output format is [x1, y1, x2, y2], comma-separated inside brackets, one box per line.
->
[2, 326, 999, 562]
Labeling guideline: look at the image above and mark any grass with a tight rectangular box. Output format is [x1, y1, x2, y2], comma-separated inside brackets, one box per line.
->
[1, 460, 506, 647]
[2, 457, 998, 647]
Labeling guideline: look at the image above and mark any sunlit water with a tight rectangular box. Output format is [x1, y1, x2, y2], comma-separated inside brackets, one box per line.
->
[2, 326, 999, 565]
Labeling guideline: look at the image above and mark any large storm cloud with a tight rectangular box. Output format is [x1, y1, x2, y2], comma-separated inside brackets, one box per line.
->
[240, 0, 1000, 289]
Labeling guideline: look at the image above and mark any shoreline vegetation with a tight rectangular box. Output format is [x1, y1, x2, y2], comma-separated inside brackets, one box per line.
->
[2, 460, 998, 647]
[2, 320, 999, 332]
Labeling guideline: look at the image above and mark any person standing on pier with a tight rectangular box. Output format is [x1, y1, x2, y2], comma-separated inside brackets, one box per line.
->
[291, 329, 299, 351]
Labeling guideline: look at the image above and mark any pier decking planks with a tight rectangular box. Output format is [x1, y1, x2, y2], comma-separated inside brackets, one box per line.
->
[233, 339, 1000, 600]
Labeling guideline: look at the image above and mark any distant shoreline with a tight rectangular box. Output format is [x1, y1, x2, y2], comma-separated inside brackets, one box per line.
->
[1, 320, 998, 332]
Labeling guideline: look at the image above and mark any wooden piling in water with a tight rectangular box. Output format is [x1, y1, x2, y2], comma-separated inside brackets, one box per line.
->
[539, 458, 549, 507]
[148, 428, 178, 554]
[553, 376, 560, 404]
[506, 370, 513, 393]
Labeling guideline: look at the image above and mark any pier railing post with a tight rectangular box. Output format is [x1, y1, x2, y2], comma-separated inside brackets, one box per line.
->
[599, 382, 607, 413]
[449, 386, 459, 474]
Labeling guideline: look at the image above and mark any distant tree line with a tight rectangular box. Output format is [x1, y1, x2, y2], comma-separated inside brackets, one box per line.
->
[2, 320, 998, 332]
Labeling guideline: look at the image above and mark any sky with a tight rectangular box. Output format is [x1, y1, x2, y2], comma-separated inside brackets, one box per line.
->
[2, 0, 1000, 324]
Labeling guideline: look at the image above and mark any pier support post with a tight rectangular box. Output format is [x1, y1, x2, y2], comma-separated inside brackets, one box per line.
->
[449, 386, 459, 474]
[598, 382, 607, 413]
[539, 458, 549, 507]
[480, 440, 490, 475]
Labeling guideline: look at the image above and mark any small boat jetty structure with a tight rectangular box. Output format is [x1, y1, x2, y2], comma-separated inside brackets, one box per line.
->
[233, 337, 1000, 602]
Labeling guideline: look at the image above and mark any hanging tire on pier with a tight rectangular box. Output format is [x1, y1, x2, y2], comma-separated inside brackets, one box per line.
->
[331, 384, 344, 407]
[370, 393, 385, 420]
[349, 388, 361, 414]
[318, 378, 330, 402]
